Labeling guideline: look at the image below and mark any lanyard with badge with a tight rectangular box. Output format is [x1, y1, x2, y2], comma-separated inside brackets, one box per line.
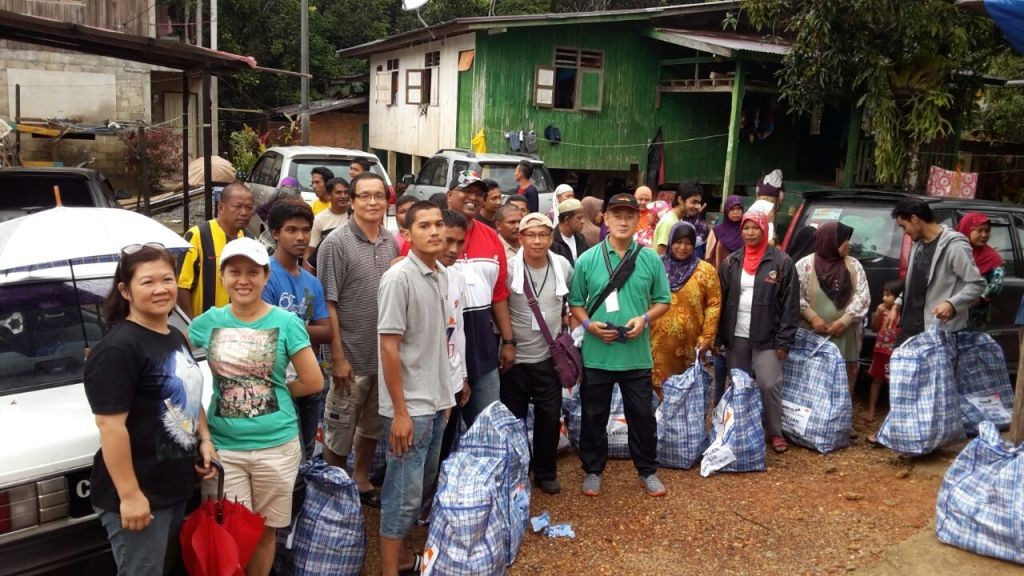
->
[589, 241, 636, 315]
[524, 256, 551, 330]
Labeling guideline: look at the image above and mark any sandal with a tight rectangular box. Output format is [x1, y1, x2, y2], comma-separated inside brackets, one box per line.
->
[770, 436, 789, 454]
[359, 488, 382, 508]
[399, 553, 422, 576]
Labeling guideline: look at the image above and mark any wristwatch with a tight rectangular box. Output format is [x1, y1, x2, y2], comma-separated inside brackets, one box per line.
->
[502, 337, 518, 347]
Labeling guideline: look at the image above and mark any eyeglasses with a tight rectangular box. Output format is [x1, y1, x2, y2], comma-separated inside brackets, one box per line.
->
[520, 232, 552, 241]
[121, 242, 166, 255]
[354, 193, 387, 203]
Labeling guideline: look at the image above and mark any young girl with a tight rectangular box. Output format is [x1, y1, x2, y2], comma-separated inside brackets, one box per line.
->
[189, 237, 323, 576]
[865, 280, 902, 423]
[85, 244, 216, 576]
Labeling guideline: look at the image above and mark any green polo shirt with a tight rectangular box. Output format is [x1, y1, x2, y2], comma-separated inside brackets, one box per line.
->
[569, 239, 671, 371]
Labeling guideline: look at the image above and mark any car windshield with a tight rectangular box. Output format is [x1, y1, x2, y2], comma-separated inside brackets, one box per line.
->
[289, 159, 387, 189]
[478, 163, 553, 194]
[798, 202, 904, 261]
[0, 278, 110, 394]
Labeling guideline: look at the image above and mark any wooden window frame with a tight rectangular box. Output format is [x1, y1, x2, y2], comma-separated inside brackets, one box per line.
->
[547, 46, 605, 112]
[406, 68, 433, 106]
[534, 65, 555, 108]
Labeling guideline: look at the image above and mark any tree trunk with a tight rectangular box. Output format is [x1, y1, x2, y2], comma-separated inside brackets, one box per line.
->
[903, 140, 921, 191]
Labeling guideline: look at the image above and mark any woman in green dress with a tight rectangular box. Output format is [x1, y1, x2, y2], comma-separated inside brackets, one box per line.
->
[795, 222, 871, 398]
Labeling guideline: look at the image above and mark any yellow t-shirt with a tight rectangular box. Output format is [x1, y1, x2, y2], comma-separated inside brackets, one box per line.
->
[177, 219, 247, 315]
[310, 198, 331, 215]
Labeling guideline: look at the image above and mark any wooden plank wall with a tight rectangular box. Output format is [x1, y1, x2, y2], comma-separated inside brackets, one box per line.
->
[0, 0, 151, 36]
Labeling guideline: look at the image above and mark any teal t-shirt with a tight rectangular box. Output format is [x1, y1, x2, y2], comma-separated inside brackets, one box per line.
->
[569, 239, 671, 371]
[188, 305, 311, 451]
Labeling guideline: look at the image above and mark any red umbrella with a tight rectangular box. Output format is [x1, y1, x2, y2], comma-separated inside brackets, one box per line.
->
[180, 461, 265, 576]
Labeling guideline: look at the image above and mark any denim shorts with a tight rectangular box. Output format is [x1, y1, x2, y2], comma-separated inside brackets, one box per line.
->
[95, 502, 186, 576]
[379, 411, 446, 539]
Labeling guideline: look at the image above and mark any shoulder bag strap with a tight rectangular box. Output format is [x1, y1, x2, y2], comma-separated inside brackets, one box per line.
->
[524, 270, 557, 347]
[586, 244, 639, 317]
[198, 220, 216, 313]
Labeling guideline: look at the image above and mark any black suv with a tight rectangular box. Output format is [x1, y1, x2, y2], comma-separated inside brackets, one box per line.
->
[0, 168, 120, 223]
[782, 190, 1024, 374]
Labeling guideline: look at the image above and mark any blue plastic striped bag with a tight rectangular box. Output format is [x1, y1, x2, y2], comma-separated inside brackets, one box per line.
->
[422, 452, 507, 575]
[289, 459, 366, 576]
[936, 421, 1024, 565]
[458, 401, 530, 566]
[780, 329, 852, 453]
[954, 331, 1014, 435]
[876, 328, 965, 456]
[656, 359, 711, 469]
[700, 369, 766, 477]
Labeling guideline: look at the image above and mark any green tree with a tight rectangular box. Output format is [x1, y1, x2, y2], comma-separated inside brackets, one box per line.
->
[739, 0, 1002, 187]
[973, 51, 1024, 142]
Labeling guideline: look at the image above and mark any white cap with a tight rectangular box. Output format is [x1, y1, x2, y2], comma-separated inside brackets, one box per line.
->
[554, 183, 574, 198]
[219, 237, 270, 267]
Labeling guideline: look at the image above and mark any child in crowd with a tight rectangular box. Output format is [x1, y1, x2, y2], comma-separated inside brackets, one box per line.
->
[394, 194, 418, 257]
[865, 280, 902, 423]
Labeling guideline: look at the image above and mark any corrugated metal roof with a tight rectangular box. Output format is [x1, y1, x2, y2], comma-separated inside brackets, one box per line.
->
[335, 1, 742, 58]
[653, 29, 791, 56]
[272, 96, 368, 117]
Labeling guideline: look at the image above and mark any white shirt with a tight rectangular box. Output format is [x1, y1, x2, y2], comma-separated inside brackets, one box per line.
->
[446, 265, 468, 396]
[735, 270, 755, 338]
[561, 233, 578, 261]
[311, 209, 349, 247]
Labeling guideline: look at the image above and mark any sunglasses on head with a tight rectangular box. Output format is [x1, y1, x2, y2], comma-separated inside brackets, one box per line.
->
[121, 242, 167, 255]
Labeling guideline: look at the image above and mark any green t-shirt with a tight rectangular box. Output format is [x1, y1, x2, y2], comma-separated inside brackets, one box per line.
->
[189, 305, 311, 451]
[653, 211, 680, 249]
[569, 239, 671, 371]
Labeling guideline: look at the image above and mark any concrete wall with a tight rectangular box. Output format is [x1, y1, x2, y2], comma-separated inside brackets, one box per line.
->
[0, 46, 152, 192]
[310, 112, 368, 150]
[368, 33, 475, 159]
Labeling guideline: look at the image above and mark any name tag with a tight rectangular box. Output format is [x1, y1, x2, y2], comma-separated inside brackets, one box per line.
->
[531, 310, 546, 331]
[605, 290, 620, 313]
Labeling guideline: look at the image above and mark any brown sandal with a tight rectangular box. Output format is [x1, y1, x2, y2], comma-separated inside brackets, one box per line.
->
[770, 436, 789, 453]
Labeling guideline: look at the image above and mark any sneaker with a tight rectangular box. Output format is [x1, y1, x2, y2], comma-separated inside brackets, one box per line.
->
[642, 474, 667, 497]
[535, 478, 562, 495]
[581, 474, 601, 497]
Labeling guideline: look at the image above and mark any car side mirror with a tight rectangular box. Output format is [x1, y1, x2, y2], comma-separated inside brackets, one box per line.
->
[235, 169, 248, 182]
[401, 174, 414, 185]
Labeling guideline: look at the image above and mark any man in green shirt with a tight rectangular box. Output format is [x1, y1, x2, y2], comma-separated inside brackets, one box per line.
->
[569, 193, 671, 498]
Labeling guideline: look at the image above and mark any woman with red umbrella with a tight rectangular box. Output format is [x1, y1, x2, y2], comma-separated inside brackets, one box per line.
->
[84, 244, 218, 575]
[188, 238, 324, 575]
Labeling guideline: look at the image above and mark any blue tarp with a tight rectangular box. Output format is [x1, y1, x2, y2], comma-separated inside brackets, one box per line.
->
[986, 0, 1024, 54]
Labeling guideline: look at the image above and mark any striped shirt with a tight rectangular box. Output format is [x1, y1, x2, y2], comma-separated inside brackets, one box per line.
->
[317, 218, 398, 376]
[459, 221, 509, 380]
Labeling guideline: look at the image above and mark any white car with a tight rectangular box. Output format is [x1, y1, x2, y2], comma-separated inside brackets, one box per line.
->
[244, 146, 397, 234]
[0, 262, 212, 574]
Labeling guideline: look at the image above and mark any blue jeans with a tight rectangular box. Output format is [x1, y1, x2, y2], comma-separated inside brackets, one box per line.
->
[462, 367, 500, 426]
[294, 388, 326, 460]
[96, 502, 186, 576]
[379, 411, 446, 539]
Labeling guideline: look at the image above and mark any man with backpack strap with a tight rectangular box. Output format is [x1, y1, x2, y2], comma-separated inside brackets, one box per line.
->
[568, 193, 671, 498]
[177, 181, 255, 318]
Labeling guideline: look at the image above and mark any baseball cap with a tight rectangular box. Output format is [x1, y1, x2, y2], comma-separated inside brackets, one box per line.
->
[219, 237, 270, 267]
[606, 193, 640, 211]
[557, 198, 583, 215]
[519, 212, 553, 231]
[449, 169, 486, 193]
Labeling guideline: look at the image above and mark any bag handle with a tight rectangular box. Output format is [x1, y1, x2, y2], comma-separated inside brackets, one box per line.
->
[524, 271, 557, 347]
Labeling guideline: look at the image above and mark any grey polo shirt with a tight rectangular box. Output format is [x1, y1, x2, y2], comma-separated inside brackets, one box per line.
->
[317, 218, 398, 376]
[507, 253, 574, 363]
[377, 251, 454, 418]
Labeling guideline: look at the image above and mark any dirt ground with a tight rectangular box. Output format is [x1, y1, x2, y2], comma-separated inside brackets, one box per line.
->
[352, 409, 1022, 576]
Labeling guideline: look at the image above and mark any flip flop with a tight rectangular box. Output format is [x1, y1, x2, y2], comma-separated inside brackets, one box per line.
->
[359, 488, 382, 508]
[399, 553, 422, 575]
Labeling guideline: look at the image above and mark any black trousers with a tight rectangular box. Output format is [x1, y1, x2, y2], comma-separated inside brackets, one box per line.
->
[500, 358, 562, 482]
[439, 390, 465, 463]
[579, 368, 658, 477]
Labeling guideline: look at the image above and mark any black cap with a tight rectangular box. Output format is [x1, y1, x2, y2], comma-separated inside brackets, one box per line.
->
[606, 193, 640, 211]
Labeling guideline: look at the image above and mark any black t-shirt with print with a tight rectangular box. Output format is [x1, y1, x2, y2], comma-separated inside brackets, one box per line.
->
[84, 321, 205, 511]
[902, 237, 938, 338]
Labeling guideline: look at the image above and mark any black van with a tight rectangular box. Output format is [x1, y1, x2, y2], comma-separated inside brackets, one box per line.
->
[782, 190, 1023, 374]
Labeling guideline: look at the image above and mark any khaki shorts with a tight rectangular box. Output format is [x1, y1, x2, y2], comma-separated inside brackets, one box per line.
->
[323, 373, 384, 457]
[204, 437, 301, 528]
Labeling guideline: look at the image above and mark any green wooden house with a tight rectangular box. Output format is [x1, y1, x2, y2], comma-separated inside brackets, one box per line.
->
[337, 1, 860, 203]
